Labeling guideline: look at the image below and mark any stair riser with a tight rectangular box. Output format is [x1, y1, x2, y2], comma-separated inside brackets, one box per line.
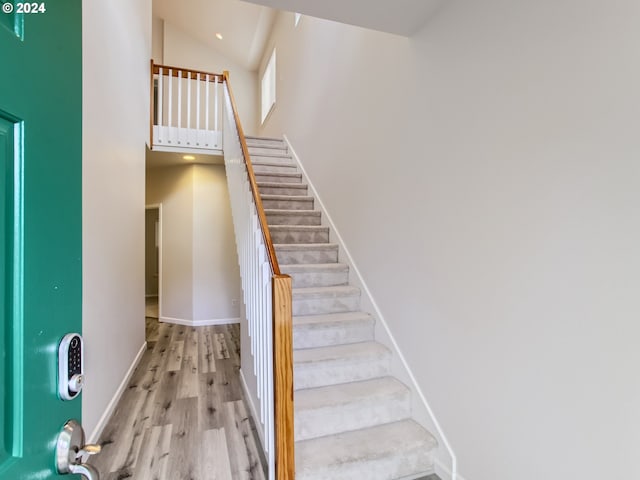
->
[295, 447, 434, 480]
[251, 154, 294, 164]
[293, 320, 374, 348]
[252, 164, 299, 175]
[275, 248, 338, 265]
[256, 173, 302, 184]
[259, 185, 309, 196]
[270, 229, 329, 244]
[293, 293, 360, 316]
[294, 353, 390, 390]
[246, 139, 284, 148]
[267, 213, 321, 226]
[262, 198, 313, 210]
[248, 146, 288, 156]
[287, 270, 349, 288]
[295, 390, 410, 441]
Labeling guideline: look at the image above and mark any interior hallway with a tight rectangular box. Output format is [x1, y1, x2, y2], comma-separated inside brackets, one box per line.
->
[90, 307, 267, 479]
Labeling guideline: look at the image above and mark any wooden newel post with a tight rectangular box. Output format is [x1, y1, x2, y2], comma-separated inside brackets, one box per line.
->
[273, 274, 295, 480]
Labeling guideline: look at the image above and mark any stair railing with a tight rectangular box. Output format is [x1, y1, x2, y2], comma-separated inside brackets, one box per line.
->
[221, 71, 295, 480]
[149, 60, 224, 152]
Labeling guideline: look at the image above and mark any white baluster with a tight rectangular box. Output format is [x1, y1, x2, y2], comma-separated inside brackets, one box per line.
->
[168, 69, 173, 129]
[215, 76, 219, 132]
[158, 67, 163, 129]
[157, 67, 164, 143]
[187, 72, 191, 132]
[196, 73, 201, 145]
[205, 74, 210, 143]
[177, 70, 182, 145]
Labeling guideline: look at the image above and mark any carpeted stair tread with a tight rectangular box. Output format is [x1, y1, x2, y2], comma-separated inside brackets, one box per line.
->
[247, 142, 286, 150]
[257, 182, 309, 196]
[269, 225, 329, 244]
[255, 171, 303, 184]
[286, 261, 345, 282]
[283, 263, 349, 287]
[293, 311, 372, 327]
[247, 146, 288, 156]
[262, 195, 313, 211]
[294, 377, 411, 441]
[292, 285, 360, 315]
[269, 225, 328, 235]
[293, 311, 374, 348]
[251, 159, 296, 167]
[258, 181, 307, 189]
[274, 243, 339, 265]
[245, 136, 285, 149]
[274, 243, 338, 251]
[296, 376, 408, 411]
[294, 340, 388, 364]
[261, 194, 311, 202]
[293, 285, 360, 299]
[293, 341, 392, 389]
[265, 209, 320, 217]
[250, 153, 294, 162]
[253, 163, 299, 175]
[295, 420, 437, 480]
[283, 263, 349, 275]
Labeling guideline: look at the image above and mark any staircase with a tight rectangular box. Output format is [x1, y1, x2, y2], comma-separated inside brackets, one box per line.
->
[246, 136, 438, 480]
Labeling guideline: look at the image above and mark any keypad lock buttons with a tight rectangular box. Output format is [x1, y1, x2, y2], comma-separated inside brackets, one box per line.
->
[59, 333, 84, 400]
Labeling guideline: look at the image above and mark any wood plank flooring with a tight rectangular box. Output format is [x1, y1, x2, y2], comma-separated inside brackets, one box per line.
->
[90, 318, 267, 480]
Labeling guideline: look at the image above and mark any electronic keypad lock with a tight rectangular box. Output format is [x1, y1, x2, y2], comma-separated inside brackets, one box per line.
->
[58, 333, 84, 400]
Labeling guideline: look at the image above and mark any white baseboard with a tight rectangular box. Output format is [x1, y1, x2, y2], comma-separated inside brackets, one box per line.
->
[283, 135, 458, 480]
[436, 458, 467, 480]
[160, 316, 240, 326]
[239, 368, 266, 453]
[87, 341, 147, 443]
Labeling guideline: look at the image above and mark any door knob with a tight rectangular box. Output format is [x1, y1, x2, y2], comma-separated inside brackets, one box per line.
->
[56, 419, 101, 480]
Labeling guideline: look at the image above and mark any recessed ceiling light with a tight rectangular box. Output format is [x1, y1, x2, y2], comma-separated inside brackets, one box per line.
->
[215, 33, 223, 40]
[183, 155, 196, 160]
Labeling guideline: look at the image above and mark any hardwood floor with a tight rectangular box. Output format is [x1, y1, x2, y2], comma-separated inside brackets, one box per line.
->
[90, 318, 267, 480]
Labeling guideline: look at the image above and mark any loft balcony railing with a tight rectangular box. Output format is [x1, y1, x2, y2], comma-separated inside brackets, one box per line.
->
[150, 60, 224, 154]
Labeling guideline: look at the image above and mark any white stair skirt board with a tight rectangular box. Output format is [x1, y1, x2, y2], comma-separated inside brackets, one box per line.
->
[159, 316, 240, 326]
[239, 369, 267, 455]
[88, 342, 148, 444]
[249, 138, 439, 480]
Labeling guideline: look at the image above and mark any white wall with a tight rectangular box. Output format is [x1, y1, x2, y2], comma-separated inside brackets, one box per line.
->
[192, 164, 241, 321]
[259, 4, 640, 480]
[162, 20, 259, 135]
[146, 164, 241, 323]
[82, 0, 150, 437]
[152, 15, 164, 64]
[146, 165, 194, 320]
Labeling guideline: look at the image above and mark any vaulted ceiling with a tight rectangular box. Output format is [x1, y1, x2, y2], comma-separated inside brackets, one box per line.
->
[239, 0, 444, 36]
[153, 0, 444, 71]
[153, 0, 276, 71]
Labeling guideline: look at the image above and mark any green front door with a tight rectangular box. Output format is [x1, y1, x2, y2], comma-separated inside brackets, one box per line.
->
[0, 1, 83, 479]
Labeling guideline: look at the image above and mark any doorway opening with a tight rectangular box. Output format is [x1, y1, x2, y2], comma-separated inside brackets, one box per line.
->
[145, 204, 162, 343]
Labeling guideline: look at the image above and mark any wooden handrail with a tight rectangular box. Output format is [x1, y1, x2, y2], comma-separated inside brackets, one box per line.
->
[222, 71, 281, 275]
[224, 72, 294, 480]
[152, 62, 224, 81]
